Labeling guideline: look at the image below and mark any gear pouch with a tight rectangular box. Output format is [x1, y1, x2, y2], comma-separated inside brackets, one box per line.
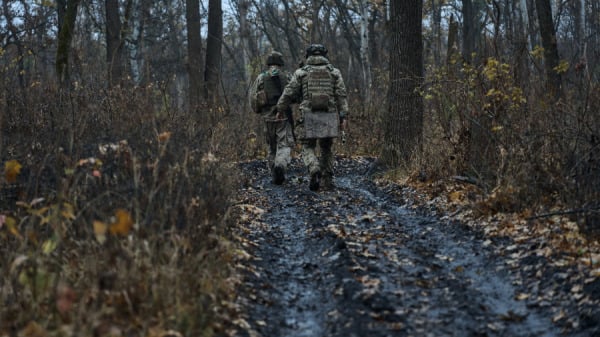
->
[303, 112, 339, 139]
[256, 90, 268, 110]
[310, 93, 330, 111]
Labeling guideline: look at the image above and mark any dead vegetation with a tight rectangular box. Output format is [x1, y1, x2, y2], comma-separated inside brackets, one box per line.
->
[0, 84, 242, 337]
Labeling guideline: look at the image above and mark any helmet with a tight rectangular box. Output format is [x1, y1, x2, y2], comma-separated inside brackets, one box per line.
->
[266, 51, 284, 66]
[305, 44, 328, 58]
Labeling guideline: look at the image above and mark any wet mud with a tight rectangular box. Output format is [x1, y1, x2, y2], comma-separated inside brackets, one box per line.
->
[233, 157, 592, 337]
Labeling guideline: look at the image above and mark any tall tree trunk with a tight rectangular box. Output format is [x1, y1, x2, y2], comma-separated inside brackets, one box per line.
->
[204, 0, 222, 105]
[128, 0, 148, 85]
[186, 0, 202, 110]
[105, 0, 123, 87]
[56, 0, 81, 86]
[514, 0, 531, 88]
[238, 0, 253, 86]
[574, 0, 585, 60]
[381, 0, 424, 168]
[432, 0, 442, 66]
[461, 0, 481, 64]
[535, 0, 562, 98]
[359, 0, 371, 103]
[311, 0, 321, 42]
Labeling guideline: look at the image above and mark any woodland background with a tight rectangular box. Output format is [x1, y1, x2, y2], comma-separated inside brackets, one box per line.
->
[1, 0, 599, 336]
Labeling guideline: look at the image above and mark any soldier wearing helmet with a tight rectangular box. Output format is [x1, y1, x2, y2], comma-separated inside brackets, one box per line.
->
[249, 51, 294, 184]
[276, 44, 348, 191]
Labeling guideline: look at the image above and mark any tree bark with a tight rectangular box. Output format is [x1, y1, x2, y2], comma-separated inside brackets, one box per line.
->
[56, 0, 81, 86]
[311, 0, 322, 42]
[359, 0, 371, 103]
[204, 0, 222, 105]
[186, 0, 203, 110]
[462, 0, 478, 64]
[105, 0, 123, 87]
[534, 0, 562, 98]
[381, 0, 424, 168]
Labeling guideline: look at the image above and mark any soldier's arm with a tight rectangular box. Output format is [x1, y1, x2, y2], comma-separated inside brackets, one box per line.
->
[332, 68, 349, 117]
[249, 75, 263, 113]
[277, 71, 302, 113]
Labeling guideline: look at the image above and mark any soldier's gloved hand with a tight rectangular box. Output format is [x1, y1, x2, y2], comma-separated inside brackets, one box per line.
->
[276, 111, 285, 121]
[339, 112, 347, 130]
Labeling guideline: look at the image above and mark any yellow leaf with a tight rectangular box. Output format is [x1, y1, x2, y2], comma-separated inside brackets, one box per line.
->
[109, 209, 133, 236]
[448, 191, 463, 203]
[93, 220, 108, 243]
[553, 60, 570, 74]
[4, 160, 22, 183]
[5, 216, 22, 239]
[61, 203, 76, 220]
[42, 238, 58, 255]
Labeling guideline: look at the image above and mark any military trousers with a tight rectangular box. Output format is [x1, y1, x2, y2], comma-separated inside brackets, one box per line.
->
[301, 137, 334, 180]
[264, 119, 294, 170]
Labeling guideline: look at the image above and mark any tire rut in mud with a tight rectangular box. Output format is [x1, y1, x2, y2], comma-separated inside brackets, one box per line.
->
[234, 157, 561, 337]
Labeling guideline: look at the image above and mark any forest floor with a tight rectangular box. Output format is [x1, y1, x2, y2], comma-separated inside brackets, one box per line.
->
[229, 156, 600, 337]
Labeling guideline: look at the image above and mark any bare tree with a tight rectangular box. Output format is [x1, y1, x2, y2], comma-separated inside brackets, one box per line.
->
[381, 0, 424, 167]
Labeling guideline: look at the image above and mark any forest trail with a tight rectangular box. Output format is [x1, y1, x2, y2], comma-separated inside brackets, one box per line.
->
[232, 157, 592, 337]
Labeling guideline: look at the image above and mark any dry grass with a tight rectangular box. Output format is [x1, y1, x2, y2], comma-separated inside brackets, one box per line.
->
[1, 84, 241, 336]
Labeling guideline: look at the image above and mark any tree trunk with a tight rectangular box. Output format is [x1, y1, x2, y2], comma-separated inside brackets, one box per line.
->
[238, 0, 253, 86]
[204, 0, 222, 105]
[56, 0, 81, 86]
[359, 0, 371, 103]
[462, 0, 478, 64]
[432, 0, 442, 66]
[534, 0, 562, 98]
[105, 0, 123, 87]
[186, 0, 203, 110]
[381, 0, 424, 168]
[311, 0, 321, 42]
[514, 0, 531, 88]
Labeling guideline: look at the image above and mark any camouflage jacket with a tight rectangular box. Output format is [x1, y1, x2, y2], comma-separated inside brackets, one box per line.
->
[249, 66, 289, 119]
[277, 55, 348, 118]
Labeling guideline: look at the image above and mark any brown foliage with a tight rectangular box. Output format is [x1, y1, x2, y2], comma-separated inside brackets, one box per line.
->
[0, 84, 240, 336]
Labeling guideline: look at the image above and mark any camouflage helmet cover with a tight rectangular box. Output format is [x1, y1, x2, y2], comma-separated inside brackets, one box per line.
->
[266, 51, 284, 66]
[305, 44, 328, 58]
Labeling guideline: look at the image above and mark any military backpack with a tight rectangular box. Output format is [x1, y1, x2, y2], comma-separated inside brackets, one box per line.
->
[256, 70, 285, 111]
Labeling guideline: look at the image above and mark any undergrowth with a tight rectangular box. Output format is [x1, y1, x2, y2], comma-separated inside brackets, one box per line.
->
[0, 84, 240, 336]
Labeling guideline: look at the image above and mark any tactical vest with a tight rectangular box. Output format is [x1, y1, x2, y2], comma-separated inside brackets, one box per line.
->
[302, 65, 334, 112]
[262, 72, 285, 106]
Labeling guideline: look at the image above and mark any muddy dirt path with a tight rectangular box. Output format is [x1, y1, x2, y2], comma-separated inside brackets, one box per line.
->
[233, 157, 589, 337]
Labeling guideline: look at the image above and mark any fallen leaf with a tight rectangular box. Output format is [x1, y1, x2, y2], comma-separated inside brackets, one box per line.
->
[93, 220, 108, 243]
[158, 131, 172, 142]
[515, 293, 529, 300]
[4, 159, 22, 183]
[109, 209, 133, 236]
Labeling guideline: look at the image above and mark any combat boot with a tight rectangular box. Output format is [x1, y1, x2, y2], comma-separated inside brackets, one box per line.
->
[273, 165, 285, 185]
[309, 171, 321, 191]
[321, 175, 334, 190]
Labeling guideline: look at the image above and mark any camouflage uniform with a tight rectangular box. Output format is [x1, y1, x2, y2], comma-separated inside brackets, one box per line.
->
[249, 52, 294, 184]
[277, 45, 348, 191]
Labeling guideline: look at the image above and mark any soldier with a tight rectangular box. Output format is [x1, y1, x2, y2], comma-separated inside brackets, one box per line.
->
[276, 44, 348, 191]
[249, 51, 294, 184]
